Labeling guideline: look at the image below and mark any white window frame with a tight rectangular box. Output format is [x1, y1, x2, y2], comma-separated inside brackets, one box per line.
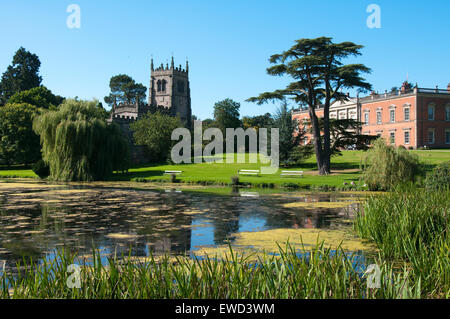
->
[390, 132, 395, 144]
[404, 107, 410, 121]
[404, 131, 410, 145]
[390, 109, 395, 123]
[428, 129, 435, 144]
[364, 112, 369, 125]
[376, 111, 382, 124]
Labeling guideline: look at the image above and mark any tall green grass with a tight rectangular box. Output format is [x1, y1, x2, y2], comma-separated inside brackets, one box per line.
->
[1, 243, 423, 299]
[354, 186, 449, 298]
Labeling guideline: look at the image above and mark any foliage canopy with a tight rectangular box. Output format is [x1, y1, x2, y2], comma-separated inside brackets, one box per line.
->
[213, 98, 242, 134]
[131, 111, 182, 162]
[104, 74, 147, 107]
[33, 99, 129, 181]
[8, 86, 64, 109]
[0, 47, 42, 105]
[247, 37, 372, 175]
[0, 103, 41, 165]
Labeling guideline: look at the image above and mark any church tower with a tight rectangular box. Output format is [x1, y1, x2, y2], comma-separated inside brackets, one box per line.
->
[148, 57, 192, 127]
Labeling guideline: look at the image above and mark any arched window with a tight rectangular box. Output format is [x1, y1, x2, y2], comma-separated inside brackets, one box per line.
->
[157, 80, 162, 92]
[161, 80, 166, 91]
[446, 104, 450, 121]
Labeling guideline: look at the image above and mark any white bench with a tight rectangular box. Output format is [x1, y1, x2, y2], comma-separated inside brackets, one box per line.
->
[164, 170, 182, 175]
[240, 191, 260, 198]
[237, 169, 260, 176]
[280, 170, 303, 177]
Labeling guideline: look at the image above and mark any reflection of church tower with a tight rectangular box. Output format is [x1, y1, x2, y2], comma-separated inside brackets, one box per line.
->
[148, 57, 192, 128]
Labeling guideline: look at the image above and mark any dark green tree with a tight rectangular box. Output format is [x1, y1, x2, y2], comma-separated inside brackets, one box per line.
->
[273, 101, 310, 164]
[0, 103, 41, 166]
[248, 37, 372, 175]
[242, 113, 274, 131]
[213, 98, 242, 135]
[33, 99, 129, 181]
[0, 47, 42, 105]
[305, 117, 378, 156]
[130, 112, 182, 162]
[8, 86, 64, 109]
[104, 74, 147, 106]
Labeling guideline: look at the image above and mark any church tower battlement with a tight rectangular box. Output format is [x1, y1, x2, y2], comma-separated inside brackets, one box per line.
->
[148, 57, 191, 127]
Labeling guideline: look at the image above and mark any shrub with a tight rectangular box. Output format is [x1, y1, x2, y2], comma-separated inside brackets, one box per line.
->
[425, 161, 450, 191]
[362, 139, 421, 190]
[32, 159, 50, 179]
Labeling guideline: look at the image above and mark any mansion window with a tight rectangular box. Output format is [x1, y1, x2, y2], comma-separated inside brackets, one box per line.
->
[404, 131, 410, 145]
[376, 111, 382, 124]
[157, 80, 162, 92]
[446, 129, 450, 144]
[446, 104, 450, 121]
[364, 112, 369, 125]
[390, 132, 395, 144]
[428, 104, 435, 120]
[428, 129, 435, 144]
[390, 109, 395, 123]
[404, 108, 410, 121]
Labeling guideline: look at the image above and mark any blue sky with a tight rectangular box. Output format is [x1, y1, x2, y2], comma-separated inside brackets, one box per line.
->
[0, 0, 449, 119]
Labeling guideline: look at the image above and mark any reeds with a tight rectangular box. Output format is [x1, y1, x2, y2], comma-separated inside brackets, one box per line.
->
[354, 186, 449, 298]
[0, 242, 424, 299]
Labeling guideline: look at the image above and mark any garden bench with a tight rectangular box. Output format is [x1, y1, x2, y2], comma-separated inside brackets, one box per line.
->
[240, 191, 260, 197]
[164, 170, 182, 175]
[237, 169, 260, 176]
[280, 170, 303, 177]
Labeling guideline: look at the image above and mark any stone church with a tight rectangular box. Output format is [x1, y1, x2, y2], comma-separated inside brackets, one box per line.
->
[108, 57, 192, 163]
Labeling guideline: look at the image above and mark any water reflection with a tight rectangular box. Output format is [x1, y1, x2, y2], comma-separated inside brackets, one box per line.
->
[0, 182, 363, 274]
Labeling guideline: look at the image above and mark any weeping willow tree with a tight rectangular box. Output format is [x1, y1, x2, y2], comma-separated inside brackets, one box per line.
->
[33, 99, 129, 181]
[362, 138, 421, 190]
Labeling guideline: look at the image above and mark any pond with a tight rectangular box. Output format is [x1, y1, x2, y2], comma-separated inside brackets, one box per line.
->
[0, 180, 374, 275]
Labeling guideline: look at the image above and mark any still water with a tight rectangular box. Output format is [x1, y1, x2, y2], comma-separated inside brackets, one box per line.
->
[0, 181, 370, 273]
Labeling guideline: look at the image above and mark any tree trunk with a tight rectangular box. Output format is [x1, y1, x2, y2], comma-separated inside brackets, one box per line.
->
[308, 107, 327, 174]
[321, 98, 331, 175]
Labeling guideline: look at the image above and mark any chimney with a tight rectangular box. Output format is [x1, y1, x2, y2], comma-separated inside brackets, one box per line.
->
[400, 81, 407, 94]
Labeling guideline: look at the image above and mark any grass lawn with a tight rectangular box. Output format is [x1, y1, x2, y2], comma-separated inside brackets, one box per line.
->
[1, 150, 448, 188]
[0, 168, 37, 178]
[110, 149, 449, 188]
